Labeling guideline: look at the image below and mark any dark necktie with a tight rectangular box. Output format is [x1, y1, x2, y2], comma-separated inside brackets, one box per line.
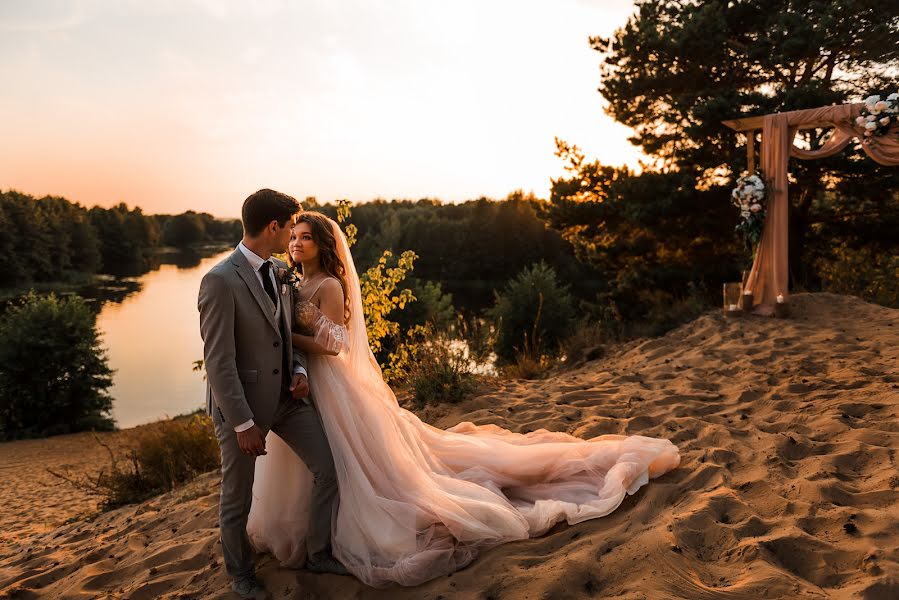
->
[259, 261, 277, 305]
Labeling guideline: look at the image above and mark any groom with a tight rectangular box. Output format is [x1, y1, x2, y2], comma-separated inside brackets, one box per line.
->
[199, 189, 347, 599]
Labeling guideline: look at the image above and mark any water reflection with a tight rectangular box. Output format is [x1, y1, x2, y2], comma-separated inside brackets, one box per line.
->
[78, 247, 220, 308]
[80, 278, 145, 306]
[97, 249, 232, 428]
[151, 247, 206, 270]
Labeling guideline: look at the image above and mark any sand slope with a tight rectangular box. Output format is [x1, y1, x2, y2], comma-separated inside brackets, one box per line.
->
[2, 293, 898, 599]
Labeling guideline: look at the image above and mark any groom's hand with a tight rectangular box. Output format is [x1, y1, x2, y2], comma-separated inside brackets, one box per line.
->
[290, 373, 309, 400]
[237, 425, 267, 456]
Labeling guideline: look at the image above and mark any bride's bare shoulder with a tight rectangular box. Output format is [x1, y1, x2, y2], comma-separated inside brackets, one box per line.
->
[303, 276, 342, 303]
[319, 277, 344, 297]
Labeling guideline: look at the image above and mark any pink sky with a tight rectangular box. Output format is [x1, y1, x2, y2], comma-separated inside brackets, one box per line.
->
[0, 0, 642, 218]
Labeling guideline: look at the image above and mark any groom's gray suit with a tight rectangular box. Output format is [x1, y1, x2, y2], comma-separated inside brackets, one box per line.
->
[199, 247, 338, 580]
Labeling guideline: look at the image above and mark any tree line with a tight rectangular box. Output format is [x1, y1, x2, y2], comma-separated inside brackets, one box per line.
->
[304, 192, 597, 312]
[0, 190, 242, 287]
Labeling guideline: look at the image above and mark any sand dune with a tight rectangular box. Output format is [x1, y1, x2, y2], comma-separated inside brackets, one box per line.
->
[2, 292, 898, 599]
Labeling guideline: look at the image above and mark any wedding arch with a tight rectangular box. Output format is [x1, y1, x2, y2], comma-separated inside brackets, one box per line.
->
[723, 102, 899, 315]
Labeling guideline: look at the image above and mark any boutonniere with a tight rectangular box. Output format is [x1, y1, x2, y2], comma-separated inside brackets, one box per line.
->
[276, 267, 302, 295]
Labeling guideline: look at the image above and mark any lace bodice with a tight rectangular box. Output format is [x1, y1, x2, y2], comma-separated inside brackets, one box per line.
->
[293, 299, 319, 335]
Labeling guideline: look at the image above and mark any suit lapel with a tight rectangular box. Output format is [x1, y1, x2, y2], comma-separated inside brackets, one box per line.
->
[279, 273, 293, 366]
[230, 250, 280, 333]
[279, 277, 292, 336]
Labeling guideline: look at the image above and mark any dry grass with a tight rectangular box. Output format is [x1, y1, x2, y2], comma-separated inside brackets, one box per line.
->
[49, 414, 220, 508]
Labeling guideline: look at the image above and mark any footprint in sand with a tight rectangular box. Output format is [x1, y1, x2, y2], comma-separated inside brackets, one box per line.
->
[761, 534, 862, 588]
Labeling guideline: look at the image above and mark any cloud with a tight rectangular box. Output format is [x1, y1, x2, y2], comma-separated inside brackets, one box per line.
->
[188, 0, 287, 19]
[0, 0, 90, 32]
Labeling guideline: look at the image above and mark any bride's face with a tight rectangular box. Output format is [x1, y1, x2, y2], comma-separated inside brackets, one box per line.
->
[289, 222, 319, 265]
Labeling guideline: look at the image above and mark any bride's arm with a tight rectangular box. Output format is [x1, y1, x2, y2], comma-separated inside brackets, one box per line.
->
[291, 279, 347, 356]
[292, 332, 335, 355]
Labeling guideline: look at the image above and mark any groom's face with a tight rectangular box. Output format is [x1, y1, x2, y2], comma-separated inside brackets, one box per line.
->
[271, 213, 299, 253]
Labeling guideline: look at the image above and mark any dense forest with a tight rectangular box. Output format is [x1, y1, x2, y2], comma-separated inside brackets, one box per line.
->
[0, 190, 243, 286]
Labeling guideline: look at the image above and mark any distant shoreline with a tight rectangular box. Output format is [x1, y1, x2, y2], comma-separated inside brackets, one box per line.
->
[0, 243, 232, 303]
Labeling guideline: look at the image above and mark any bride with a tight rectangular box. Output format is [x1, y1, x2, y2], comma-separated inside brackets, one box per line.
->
[246, 212, 680, 588]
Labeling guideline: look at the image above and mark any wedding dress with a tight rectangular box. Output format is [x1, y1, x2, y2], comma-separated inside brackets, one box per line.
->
[246, 219, 680, 588]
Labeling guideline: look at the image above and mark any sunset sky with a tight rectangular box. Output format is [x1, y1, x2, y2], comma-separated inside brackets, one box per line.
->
[1, 0, 641, 218]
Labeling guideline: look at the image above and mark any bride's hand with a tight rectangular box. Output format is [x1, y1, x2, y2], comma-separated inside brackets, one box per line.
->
[290, 373, 310, 399]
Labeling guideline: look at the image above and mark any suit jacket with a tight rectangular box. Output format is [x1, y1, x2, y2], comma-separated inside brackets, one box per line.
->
[198, 248, 306, 431]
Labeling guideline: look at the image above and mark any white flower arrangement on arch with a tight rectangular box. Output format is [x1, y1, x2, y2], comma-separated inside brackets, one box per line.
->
[731, 171, 766, 249]
[855, 92, 899, 141]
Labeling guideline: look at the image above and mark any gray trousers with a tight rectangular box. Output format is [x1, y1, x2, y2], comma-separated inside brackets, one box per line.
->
[213, 397, 339, 580]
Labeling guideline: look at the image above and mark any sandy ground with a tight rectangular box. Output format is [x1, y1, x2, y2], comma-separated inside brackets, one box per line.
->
[1, 292, 898, 599]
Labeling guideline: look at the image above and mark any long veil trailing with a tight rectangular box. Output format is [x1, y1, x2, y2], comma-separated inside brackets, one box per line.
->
[247, 218, 680, 588]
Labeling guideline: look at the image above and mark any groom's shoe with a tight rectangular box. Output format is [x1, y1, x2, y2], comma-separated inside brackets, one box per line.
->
[231, 574, 269, 599]
[306, 552, 350, 576]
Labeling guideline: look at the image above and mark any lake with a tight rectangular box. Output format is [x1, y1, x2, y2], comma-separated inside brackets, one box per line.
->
[96, 249, 231, 428]
[91, 248, 494, 428]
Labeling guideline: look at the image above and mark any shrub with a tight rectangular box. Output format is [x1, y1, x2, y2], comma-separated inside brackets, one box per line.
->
[455, 314, 496, 367]
[487, 262, 576, 364]
[408, 340, 477, 407]
[392, 278, 456, 333]
[561, 321, 607, 366]
[334, 200, 419, 358]
[635, 285, 710, 337]
[0, 292, 114, 439]
[578, 282, 711, 347]
[384, 326, 476, 406]
[86, 415, 219, 508]
[500, 353, 555, 380]
[816, 244, 899, 308]
[360, 249, 419, 355]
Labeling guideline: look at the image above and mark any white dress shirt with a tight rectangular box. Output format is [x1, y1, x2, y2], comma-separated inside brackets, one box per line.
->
[233, 242, 307, 433]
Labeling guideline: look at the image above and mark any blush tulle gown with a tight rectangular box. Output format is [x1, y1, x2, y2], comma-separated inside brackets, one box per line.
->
[246, 220, 680, 588]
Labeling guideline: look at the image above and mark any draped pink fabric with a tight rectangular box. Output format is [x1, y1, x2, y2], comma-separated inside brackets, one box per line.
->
[743, 103, 899, 315]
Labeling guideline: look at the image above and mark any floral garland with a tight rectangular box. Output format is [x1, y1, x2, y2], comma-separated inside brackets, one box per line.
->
[731, 171, 766, 248]
[855, 92, 899, 140]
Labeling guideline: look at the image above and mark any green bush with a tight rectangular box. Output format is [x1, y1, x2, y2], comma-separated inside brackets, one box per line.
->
[0, 292, 114, 439]
[392, 278, 456, 333]
[90, 415, 220, 507]
[381, 324, 477, 405]
[487, 262, 576, 364]
[455, 314, 496, 367]
[629, 285, 710, 338]
[561, 321, 607, 366]
[574, 282, 711, 350]
[335, 201, 420, 363]
[816, 244, 899, 308]
[500, 353, 556, 380]
[408, 340, 476, 407]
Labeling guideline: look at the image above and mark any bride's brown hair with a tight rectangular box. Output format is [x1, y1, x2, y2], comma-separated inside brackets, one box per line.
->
[290, 211, 351, 325]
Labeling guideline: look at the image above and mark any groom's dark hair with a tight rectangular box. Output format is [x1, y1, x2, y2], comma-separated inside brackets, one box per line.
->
[242, 189, 301, 237]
